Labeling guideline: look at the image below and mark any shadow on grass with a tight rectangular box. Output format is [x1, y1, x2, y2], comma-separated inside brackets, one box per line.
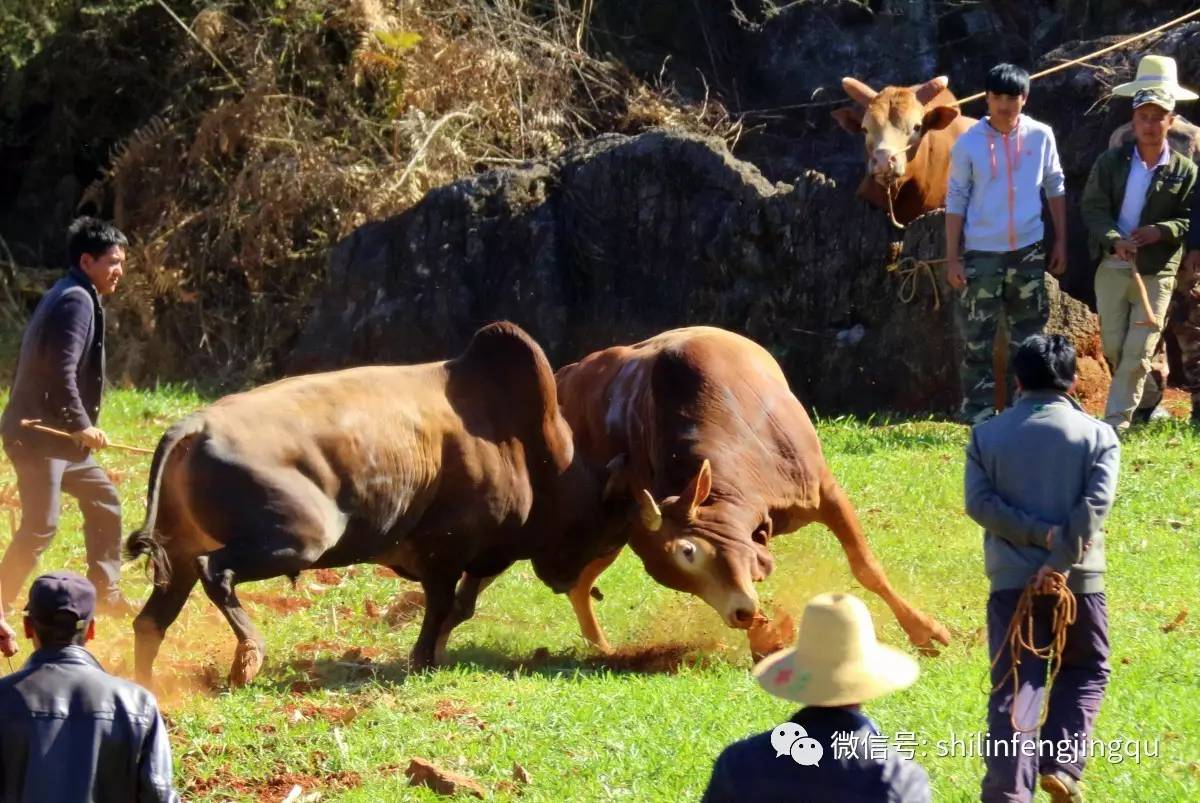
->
[254, 641, 726, 694]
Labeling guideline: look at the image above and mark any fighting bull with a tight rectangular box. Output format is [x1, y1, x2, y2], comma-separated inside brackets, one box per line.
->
[126, 322, 629, 686]
[556, 326, 950, 653]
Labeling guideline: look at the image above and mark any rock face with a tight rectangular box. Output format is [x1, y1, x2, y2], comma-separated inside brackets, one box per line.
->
[292, 130, 1097, 414]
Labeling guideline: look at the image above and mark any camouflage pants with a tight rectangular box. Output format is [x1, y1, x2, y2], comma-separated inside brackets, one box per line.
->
[1166, 281, 1200, 401]
[958, 243, 1048, 423]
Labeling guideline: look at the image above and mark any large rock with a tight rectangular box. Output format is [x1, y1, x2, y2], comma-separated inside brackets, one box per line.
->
[291, 130, 1097, 414]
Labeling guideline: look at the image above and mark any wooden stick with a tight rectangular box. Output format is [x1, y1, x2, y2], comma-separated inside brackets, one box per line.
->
[19, 419, 154, 455]
[1129, 270, 1161, 330]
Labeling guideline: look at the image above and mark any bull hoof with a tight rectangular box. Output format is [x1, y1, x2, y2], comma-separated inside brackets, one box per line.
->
[410, 644, 438, 672]
[229, 640, 264, 687]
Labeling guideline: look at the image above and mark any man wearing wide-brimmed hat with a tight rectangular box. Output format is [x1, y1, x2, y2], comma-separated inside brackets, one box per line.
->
[701, 593, 930, 802]
[1081, 54, 1198, 433]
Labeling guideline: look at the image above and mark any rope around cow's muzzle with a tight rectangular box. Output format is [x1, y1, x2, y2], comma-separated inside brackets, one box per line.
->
[987, 577, 1078, 734]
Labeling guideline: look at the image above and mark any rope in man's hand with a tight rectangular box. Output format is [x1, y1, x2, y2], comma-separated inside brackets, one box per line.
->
[988, 572, 1078, 733]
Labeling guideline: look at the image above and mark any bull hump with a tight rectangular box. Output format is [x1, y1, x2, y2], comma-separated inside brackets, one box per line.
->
[451, 321, 559, 417]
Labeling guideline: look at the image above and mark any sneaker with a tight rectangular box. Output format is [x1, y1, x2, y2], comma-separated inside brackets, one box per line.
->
[95, 596, 138, 618]
[1039, 770, 1083, 803]
[1146, 405, 1172, 424]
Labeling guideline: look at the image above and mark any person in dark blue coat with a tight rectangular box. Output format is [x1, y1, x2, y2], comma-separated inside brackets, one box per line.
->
[0, 572, 177, 802]
[701, 593, 930, 803]
[0, 217, 132, 614]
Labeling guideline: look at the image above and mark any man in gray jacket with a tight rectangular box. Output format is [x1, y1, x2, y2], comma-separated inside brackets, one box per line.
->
[965, 334, 1119, 803]
[0, 572, 177, 802]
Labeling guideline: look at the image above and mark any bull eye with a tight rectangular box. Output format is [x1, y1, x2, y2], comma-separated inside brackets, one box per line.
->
[680, 541, 697, 563]
[912, 123, 922, 134]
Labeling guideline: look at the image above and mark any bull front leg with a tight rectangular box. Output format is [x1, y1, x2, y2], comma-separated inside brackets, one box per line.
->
[410, 575, 456, 671]
[816, 479, 951, 652]
[567, 549, 622, 654]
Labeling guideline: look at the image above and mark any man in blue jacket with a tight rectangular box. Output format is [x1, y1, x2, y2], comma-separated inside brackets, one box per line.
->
[0, 572, 177, 802]
[965, 334, 1119, 803]
[701, 593, 930, 802]
[0, 217, 132, 614]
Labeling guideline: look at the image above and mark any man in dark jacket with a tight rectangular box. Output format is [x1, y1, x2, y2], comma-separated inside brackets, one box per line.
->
[0, 217, 131, 613]
[701, 593, 930, 803]
[0, 572, 177, 802]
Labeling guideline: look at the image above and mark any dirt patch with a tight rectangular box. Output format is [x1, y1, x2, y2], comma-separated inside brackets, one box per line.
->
[1074, 354, 1110, 415]
[294, 639, 346, 656]
[747, 607, 796, 663]
[282, 701, 360, 724]
[340, 646, 383, 664]
[239, 591, 311, 614]
[186, 768, 361, 802]
[384, 591, 426, 626]
[310, 568, 344, 586]
[433, 700, 488, 730]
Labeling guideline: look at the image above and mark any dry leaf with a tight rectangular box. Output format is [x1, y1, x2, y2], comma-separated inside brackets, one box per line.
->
[405, 758, 485, 799]
[1162, 609, 1188, 633]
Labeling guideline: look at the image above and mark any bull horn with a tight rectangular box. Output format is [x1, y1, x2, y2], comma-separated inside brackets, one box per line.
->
[842, 76, 877, 105]
[638, 490, 663, 532]
[914, 75, 949, 105]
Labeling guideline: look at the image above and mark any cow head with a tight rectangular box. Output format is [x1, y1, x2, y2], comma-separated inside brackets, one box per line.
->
[625, 459, 774, 629]
[832, 76, 960, 188]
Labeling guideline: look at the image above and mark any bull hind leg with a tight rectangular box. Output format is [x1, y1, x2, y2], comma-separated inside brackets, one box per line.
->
[194, 534, 328, 687]
[133, 557, 199, 689]
[433, 572, 501, 662]
[817, 479, 950, 651]
[567, 549, 622, 654]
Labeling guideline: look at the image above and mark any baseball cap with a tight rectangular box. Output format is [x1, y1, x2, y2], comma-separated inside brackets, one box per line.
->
[1132, 88, 1175, 112]
[24, 572, 96, 627]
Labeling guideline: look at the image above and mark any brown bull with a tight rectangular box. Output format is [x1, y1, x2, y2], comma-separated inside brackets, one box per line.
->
[556, 326, 950, 653]
[126, 322, 629, 686]
[832, 75, 975, 225]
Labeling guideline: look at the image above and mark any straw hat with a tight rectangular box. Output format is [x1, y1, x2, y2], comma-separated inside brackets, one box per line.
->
[753, 593, 919, 706]
[1112, 55, 1198, 100]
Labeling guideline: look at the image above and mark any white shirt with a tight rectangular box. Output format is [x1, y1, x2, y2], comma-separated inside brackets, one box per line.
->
[1116, 144, 1170, 237]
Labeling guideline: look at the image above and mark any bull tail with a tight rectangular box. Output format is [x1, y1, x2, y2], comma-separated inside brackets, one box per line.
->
[125, 413, 206, 584]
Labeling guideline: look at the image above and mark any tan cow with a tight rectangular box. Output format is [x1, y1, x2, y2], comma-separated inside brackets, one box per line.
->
[556, 326, 950, 653]
[832, 75, 975, 225]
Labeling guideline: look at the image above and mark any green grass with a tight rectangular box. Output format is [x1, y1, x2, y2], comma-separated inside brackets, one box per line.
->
[1, 389, 1197, 801]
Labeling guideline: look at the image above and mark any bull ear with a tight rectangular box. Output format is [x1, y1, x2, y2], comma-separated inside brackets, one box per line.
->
[920, 104, 959, 132]
[841, 76, 877, 105]
[603, 453, 629, 501]
[684, 459, 712, 513]
[638, 490, 663, 532]
[831, 106, 864, 134]
[914, 75, 949, 105]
